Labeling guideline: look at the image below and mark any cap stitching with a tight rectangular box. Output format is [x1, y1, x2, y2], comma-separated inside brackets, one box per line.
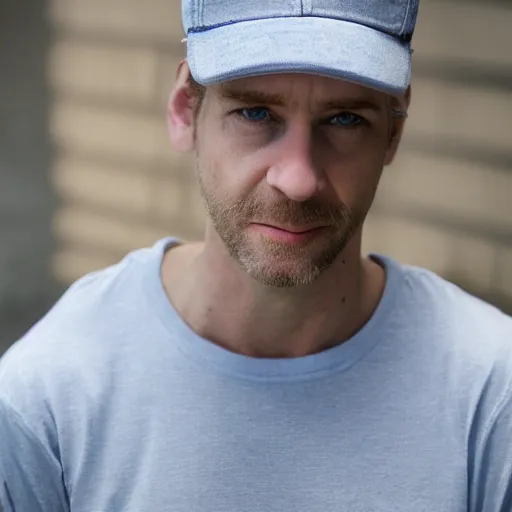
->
[187, 0, 196, 31]
[198, 0, 204, 27]
[301, 0, 313, 16]
[400, 0, 412, 37]
[190, 0, 196, 27]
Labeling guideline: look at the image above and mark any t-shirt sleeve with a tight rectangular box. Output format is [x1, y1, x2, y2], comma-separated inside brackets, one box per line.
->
[469, 389, 512, 511]
[0, 399, 69, 512]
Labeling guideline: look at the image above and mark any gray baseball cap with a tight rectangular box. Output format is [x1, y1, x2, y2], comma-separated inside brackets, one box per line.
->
[182, 0, 420, 96]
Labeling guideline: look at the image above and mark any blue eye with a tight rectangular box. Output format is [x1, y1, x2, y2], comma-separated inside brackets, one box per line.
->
[329, 113, 362, 127]
[239, 107, 270, 122]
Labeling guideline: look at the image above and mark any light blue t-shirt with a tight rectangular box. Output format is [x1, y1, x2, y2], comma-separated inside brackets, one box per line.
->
[1, 238, 512, 512]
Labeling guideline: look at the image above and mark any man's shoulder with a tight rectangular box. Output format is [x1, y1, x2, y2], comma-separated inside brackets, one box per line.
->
[383, 258, 512, 427]
[391, 257, 512, 380]
[21, 244, 148, 336]
[0, 243, 161, 409]
[398, 259, 512, 336]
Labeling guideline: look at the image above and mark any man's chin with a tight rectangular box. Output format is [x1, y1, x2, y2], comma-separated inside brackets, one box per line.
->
[247, 266, 322, 288]
[217, 228, 348, 286]
[239, 254, 326, 288]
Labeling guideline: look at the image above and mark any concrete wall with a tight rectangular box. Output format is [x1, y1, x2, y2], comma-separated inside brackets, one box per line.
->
[1, 0, 511, 353]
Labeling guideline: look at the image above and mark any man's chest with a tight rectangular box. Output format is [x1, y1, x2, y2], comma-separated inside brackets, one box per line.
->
[64, 399, 468, 512]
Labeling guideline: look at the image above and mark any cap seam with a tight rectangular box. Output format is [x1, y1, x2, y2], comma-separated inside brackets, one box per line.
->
[302, 0, 313, 16]
[191, 0, 197, 27]
[186, 0, 196, 31]
[400, 0, 412, 37]
[198, 0, 204, 27]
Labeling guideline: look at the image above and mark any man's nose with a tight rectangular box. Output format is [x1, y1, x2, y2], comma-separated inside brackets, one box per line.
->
[265, 124, 326, 202]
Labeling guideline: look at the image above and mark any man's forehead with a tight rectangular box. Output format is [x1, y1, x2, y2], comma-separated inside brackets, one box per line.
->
[216, 74, 388, 111]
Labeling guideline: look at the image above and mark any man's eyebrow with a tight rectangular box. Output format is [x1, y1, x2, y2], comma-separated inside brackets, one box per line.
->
[219, 86, 286, 106]
[219, 86, 384, 112]
[320, 98, 383, 112]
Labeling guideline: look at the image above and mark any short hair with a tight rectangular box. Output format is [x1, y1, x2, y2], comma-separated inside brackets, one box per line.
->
[187, 73, 206, 114]
[391, 106, 408, 119]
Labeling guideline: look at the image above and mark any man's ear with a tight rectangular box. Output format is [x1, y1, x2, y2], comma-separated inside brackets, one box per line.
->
[167, 60, 197, 153]
[384, 85, 411, 166]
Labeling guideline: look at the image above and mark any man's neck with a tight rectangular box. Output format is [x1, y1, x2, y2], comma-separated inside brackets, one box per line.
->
[161, 236, 386, 359]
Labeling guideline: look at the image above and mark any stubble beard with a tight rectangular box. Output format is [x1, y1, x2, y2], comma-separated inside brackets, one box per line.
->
[198, 169, 364, 288]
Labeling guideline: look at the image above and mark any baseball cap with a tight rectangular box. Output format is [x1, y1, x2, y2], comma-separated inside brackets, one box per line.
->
[182, 0, 420, 96]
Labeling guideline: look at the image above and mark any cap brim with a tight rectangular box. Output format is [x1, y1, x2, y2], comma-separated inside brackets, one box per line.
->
[186, 16, 411, 96]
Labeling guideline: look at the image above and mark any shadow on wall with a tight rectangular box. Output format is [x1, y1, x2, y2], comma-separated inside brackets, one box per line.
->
[0, 0, 64, 355]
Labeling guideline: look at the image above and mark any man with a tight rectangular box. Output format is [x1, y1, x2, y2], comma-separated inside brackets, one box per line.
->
[1, 0, 511, 510]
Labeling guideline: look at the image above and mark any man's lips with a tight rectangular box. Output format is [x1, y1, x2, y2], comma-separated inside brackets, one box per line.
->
[252, 223, 325, 234]
[249, 223, 328, 243]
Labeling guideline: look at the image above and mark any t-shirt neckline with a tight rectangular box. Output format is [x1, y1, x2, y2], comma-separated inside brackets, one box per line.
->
[144, 237, 403, 382]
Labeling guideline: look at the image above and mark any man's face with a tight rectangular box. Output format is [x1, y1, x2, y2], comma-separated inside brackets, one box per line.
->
[190, 73, 399, 287]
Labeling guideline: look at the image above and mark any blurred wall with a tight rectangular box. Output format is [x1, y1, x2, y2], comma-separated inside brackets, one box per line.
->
[0, 0, 511, 354]
[365, 0, 512, 312]
[0, 0, 62, 353]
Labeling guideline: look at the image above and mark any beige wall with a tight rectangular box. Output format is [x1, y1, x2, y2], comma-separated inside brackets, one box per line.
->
[47, 0, 512, 311]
